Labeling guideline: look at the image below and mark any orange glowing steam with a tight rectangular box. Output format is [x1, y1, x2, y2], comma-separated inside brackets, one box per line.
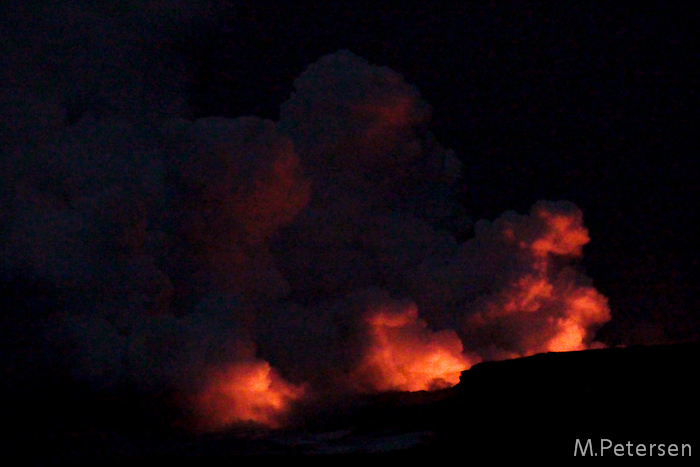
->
[502, 275, 553, 314]
[530, 207, 590, 258]
[192, 360, 305, 431]
[546, 286, 611, 352]
[353, 303, 476, 392]
[463, 202, 611, 358]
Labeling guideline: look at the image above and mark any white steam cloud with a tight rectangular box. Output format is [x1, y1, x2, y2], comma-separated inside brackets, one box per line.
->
[1, 36, 610, 431]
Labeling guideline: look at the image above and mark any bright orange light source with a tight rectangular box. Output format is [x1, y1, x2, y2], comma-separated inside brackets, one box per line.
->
[546, 287, 610, 352]
[352, 303, 477, 392]
[192, 360, 305, 431]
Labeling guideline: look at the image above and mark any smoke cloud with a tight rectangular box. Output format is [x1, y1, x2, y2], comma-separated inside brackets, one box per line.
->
[1, 43, 610, 431]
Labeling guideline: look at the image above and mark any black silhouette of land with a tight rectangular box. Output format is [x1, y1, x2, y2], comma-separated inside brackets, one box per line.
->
[3, 340, 697, 464]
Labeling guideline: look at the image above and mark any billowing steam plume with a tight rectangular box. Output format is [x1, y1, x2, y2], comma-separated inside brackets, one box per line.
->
[1, 47, 610, 431]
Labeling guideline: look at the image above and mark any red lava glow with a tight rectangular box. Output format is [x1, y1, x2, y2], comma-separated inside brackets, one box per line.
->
[192, 360, 305, 431]
[546, 287, 611, 352]
[353, 303, 477, 392]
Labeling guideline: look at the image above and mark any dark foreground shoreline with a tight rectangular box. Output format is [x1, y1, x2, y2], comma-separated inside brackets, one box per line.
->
[3, 341, 698, 464]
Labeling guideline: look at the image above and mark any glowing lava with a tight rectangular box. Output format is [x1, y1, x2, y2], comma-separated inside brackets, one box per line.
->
[352, 302, 476, 392]
[546, 286, 611, 352]
[192, 360, 305, 431]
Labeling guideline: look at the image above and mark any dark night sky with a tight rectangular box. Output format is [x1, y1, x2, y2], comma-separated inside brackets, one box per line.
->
[183, 1, 698, 345]
[0, 0, 698, 441]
